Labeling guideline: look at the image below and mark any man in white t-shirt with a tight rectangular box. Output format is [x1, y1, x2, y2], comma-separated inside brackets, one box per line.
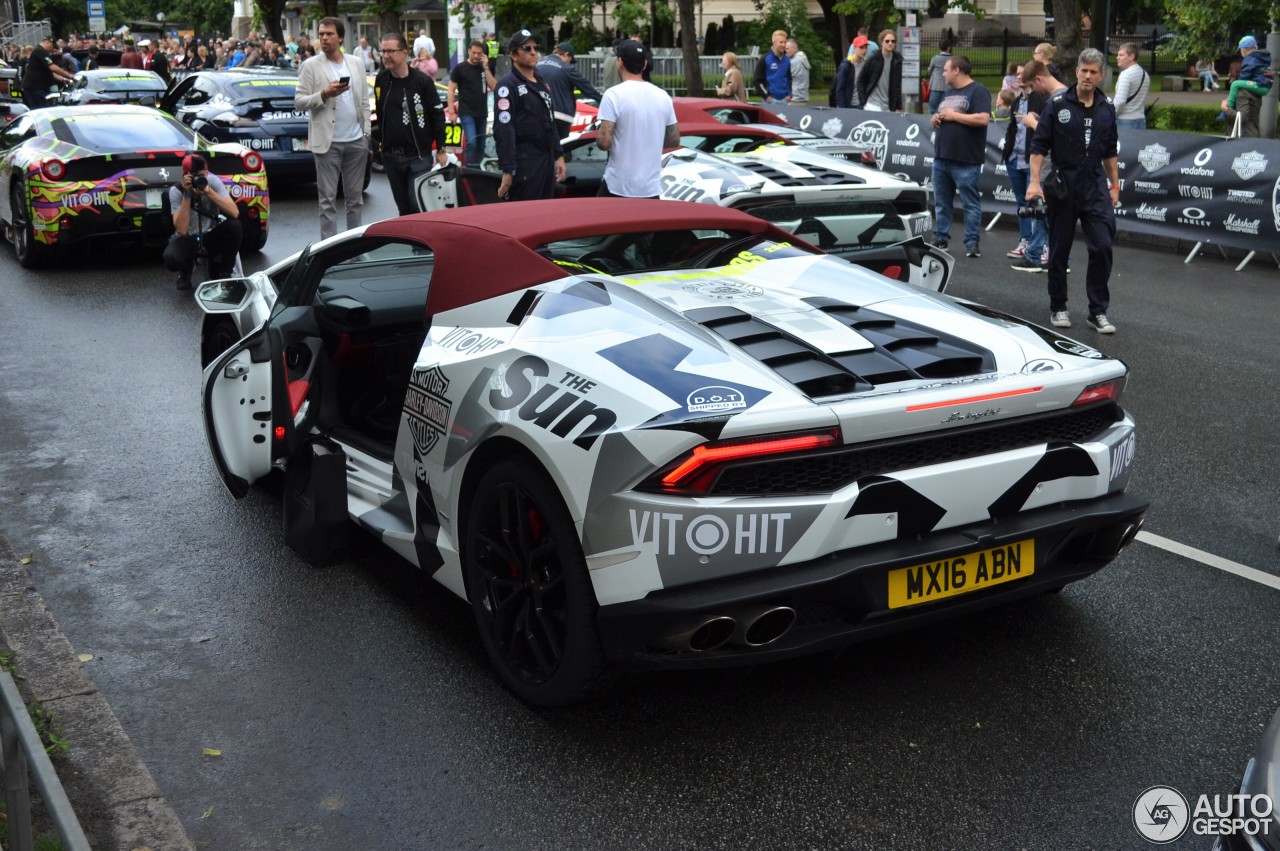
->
[596, 41, 678, 198]
[295, 16, 371, 239]
[412, 28, 435, 60]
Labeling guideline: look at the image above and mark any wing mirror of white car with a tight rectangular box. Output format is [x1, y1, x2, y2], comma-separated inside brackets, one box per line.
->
[196, 278, 253, 313]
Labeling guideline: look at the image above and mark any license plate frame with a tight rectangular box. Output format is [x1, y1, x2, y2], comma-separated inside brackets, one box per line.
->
[887, 539, 1035, 609]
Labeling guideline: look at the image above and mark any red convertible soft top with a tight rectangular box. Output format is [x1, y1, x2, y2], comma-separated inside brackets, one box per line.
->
[365, 198, 797, 316]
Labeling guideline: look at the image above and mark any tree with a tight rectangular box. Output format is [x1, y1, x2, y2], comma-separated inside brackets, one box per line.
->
[1161, 0, 1270, 67]
[253, 0, 287, 43]
[678, 0, 703, 94]
[1051, 0, 1085, 84]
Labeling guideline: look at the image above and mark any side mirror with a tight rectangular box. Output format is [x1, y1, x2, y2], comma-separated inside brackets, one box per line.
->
[196, 278, 253, 313]
[139, 94, 157, 107]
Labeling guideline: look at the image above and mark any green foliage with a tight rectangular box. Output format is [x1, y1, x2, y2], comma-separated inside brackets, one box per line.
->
[1160, 0, 1268, 64]
[27, 703, 70, 757]
[0, 651, 16, 674]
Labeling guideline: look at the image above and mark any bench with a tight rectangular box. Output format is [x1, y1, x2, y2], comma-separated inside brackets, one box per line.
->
[1162, 75, 1199, 92]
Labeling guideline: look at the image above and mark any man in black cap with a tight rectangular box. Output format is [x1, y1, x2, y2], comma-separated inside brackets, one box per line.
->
[492, 29, 565, 201]
[537, 41, 602, 140]
[22, 36, 75, 109]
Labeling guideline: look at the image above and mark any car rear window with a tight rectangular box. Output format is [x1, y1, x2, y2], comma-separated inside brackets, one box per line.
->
[57, 112, 194, 151]
[93, 74, 167, 91]
[229, 79, 298, 100]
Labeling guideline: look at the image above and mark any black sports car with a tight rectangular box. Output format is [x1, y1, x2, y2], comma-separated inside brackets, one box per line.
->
[58, 69, 168, 106]
[0, 104, 270, 267]
[161, 67, 370, 189]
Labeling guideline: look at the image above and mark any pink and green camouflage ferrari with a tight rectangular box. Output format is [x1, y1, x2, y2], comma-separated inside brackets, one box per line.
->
[0, 104, 269, 268]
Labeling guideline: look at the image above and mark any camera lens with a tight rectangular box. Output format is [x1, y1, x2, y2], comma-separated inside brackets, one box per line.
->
[192, 174, 208, 190]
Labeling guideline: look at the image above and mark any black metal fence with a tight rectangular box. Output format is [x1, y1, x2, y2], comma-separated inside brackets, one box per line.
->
[915, 29, 1191, 78]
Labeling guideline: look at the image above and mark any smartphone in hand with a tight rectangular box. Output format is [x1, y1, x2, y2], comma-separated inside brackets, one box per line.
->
[338, 76, 350, 87]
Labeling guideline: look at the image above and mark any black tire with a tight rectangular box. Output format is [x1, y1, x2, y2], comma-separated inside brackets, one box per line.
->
[10, 177, 47, 269]
[463, 459, 614, 706]
[201, 318, 240, 368]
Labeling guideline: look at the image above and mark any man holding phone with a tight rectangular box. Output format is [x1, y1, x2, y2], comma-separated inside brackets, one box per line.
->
[296, 17, 371, 239]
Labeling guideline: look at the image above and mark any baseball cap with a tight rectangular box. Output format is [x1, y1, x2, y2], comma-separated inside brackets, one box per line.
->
[1238, 35, 1258, 50]
[138, 39, 151, 47]
[616, 40, 646, 73]
[853, 35, 869, 47]
[507, 29, 535, 52]
[555, 41, 574, 56]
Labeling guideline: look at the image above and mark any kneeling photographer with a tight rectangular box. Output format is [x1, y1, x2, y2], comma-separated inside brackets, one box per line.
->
[164, 155, 242, 291]
[1026, 47, 1120, 335]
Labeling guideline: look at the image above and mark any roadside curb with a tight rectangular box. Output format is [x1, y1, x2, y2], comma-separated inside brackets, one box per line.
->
[0, 530, 195, 851]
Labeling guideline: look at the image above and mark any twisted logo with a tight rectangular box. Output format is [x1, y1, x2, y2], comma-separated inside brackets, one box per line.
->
[1133, 786, 1189, 843]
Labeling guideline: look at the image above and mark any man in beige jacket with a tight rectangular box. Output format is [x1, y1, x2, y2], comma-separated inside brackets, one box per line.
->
[295, 17, 371, 239]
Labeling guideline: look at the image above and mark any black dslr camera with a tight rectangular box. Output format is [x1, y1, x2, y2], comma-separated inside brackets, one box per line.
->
[191, 173, 209, 191]
[1017, 195, 1047, 219]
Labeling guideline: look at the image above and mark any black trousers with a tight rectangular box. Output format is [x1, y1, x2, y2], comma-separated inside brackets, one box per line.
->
[163, 219, 244, 281]
[506, 156, 558, 201]
[383, 151, 430, 217]
[1045, 177, 1114, 317]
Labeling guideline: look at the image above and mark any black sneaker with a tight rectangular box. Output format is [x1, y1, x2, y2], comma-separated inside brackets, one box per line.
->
[175, 274, 193, 291]
[1011, 260, 1045, 273]
[1086, 314, 1116, 334]
[934, 239, 949, 250]
[965, 244, 981, 257]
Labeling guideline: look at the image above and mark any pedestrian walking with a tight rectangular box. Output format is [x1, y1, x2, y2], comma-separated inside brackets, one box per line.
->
[753, 30, 790, 103]
[295, 17, 372, 239]
[1112, 43, 1150, 129]
[1027, 48, 1120, 334]
[929, 55, 990, 257]
[375, 32, 449, 216]
[447, 40, 497, 167]
[857, 29, 903, 111]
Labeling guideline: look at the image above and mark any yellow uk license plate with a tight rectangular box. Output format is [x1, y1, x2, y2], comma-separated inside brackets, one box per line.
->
[887, 539, 1035, 609]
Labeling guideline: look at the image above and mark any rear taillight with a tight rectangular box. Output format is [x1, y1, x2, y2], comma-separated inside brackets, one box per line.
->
[242, 151, 263, 172]
[648, 428, 841, 495]
[41, 159, 67, 180]
[1072, 378, 1124, 407]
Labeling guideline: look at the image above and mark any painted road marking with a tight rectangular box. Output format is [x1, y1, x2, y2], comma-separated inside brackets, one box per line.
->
[1137, 531, 1280, 592]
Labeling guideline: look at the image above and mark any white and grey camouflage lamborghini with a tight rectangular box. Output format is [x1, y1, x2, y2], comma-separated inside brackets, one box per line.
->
[200, 198, 1147, 705]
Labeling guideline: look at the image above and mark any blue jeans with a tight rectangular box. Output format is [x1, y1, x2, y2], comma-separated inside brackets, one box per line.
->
[459, 113, 486, 167]
[928, 89, 945, 113]
[1008, 166, 1033, 242]
[932, 159, 982, 248]
[1116, 117, 1146, 130]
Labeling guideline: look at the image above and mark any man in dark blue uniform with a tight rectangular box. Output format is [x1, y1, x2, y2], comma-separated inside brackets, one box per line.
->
[493, 29, 565, 202]
[1027, 47, 1121, 335]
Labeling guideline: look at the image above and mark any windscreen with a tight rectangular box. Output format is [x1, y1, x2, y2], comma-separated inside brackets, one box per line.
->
[93, 74, 167, 92]
[228, 78, 299, 101]
[56, 111, 195, 151]
[749, 199, 910, 253]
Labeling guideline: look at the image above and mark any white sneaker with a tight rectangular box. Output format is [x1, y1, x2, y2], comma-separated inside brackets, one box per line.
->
[1050, 311, 1071, 328]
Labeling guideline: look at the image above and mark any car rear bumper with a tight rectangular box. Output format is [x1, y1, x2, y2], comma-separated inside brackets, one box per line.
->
[596, 493, 1148, 670]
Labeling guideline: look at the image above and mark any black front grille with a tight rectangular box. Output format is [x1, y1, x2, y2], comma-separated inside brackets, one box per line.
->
[707, 404, 1123, 496]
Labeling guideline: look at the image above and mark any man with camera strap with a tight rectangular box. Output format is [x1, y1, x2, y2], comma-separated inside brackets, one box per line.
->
[164, 155, 242, 291]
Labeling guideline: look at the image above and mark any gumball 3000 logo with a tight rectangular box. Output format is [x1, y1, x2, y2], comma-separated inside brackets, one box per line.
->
[848, 120, 889, 170]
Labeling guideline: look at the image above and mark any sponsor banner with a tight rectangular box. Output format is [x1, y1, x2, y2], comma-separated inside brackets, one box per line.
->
[776, 104, 1280, 253]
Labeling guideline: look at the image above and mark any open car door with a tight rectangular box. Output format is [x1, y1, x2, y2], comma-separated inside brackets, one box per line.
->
[202, 254, 325, 498]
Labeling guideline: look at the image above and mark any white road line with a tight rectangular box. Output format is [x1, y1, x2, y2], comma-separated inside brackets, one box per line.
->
[1137, 531, 1280, 592]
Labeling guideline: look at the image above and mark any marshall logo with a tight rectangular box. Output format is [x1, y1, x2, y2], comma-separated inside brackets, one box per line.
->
[1133, 180, 1163, 194]
[1177, 185, 1213, 199]
[404, 365, 451, 458]
[1135, 203, 1168, 222]
[992, 185, 1016, 202]
[1232, 151, 1268, 180]
[848, 120, 889, 170]
[1138, 143, 1170, 173]
[1223, 214, 1261, 235]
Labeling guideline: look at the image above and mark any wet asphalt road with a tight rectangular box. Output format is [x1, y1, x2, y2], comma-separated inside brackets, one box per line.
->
[0, 175, 1278, 850]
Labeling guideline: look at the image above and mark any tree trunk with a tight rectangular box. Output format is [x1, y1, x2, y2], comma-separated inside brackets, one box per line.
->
[678, 0, 703, 96]
[1052, 0, 1084, 86]
[254, 0, 287, 44]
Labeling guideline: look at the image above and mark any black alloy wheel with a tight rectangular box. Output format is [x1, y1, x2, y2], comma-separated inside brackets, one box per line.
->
[463, 460, 613, 706]
[201, 318, 241, 367]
